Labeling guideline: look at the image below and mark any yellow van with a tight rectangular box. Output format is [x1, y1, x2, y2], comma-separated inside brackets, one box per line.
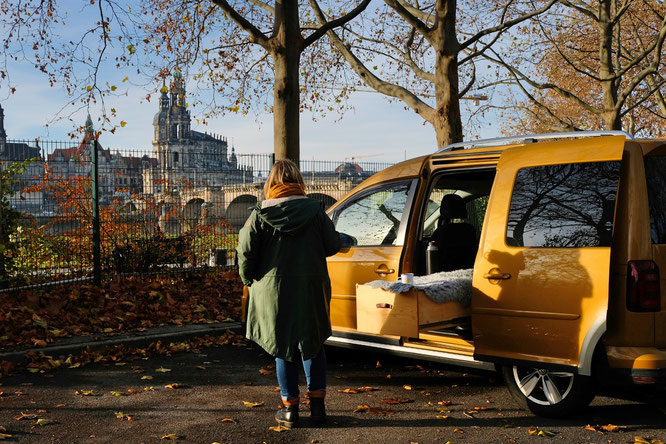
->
[322, 131, 666, 417]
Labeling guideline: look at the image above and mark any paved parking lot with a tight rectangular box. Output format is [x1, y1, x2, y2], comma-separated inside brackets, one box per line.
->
[0, 341, 665, 443]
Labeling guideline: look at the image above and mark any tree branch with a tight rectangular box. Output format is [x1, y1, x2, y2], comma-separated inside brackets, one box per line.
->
[247, 0, 274, 15]
[303, 0, 371, 49]
[460, 0, 557, 50]
[384, 0, 432, 42]
[310, 1, 435, 123]
[210, 0, 270, 50]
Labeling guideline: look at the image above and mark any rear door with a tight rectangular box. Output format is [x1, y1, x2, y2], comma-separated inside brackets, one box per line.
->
[472, 136, 625, 372]
[644, 146, 666, 347]
[327, 180, 417, 330]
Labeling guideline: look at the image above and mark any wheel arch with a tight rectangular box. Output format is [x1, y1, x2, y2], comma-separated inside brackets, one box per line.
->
[578, 314, 606, 376]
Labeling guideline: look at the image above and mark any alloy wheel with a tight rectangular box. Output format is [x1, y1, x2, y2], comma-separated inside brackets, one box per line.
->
[512, 366, 575, 406]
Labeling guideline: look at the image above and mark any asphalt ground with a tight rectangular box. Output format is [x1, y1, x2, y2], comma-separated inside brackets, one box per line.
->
[0, 341, 665, 443]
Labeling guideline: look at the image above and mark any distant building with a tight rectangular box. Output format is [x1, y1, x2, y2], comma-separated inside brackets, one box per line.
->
[0, 103, 44, 213]
[143, 67, 252, 194]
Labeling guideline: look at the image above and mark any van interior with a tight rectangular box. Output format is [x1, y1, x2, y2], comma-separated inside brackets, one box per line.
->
[412, 168, 497, 340]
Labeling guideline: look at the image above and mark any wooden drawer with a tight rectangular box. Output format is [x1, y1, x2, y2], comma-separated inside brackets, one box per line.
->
[356, 283, 472, 338]
[356, 284, 419, 337]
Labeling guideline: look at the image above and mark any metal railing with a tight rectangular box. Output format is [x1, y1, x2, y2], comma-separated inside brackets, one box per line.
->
[0, 138, 393, 291]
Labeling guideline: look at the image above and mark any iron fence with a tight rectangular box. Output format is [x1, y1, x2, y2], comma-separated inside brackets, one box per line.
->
[0, 138, 394, 290]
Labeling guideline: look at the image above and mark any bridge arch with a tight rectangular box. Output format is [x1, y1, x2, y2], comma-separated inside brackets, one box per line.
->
[307, 193, 337, 210]
[226, 194, 258, 231]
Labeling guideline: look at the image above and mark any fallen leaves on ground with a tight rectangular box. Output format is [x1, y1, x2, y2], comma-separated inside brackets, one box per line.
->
[353, 405, 396, 415]
[528, 426, 558, 437]
[0, 434, 12, 440]
[338, 386, 377, 394]
[242, 401, 264, 408]
[110, 391, 127, 397]
[75, 390, 99, 396]
[585, 424, 629, 433]
[220, 418, 237, 423]
[35, 419, 54, 426]
[0, 271, 243, 359]
[115, 412, 132, 421]
[259, 368, 272, 375]
[155, 367, 171, 373]
[141, 375, 153, 380]
[634, 437, 664, 444]
[161, 434, 181, 440]
[15, 412, 38, 421]
[381, 398, 413, 404]
[164, 383, 186, 389]
[268, 425, 290, 432]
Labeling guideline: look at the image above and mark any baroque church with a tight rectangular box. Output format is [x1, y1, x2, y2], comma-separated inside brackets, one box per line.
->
[142, 68, 252, 194]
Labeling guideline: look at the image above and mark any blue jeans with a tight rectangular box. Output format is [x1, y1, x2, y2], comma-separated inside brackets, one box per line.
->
[275, 348, 326, 401]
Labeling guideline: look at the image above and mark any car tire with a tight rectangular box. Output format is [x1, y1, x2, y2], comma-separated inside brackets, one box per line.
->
[502, 364, 596, 418]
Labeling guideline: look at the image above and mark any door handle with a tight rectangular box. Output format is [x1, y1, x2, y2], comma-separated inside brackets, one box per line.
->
[483, 269, 511, 281]
[374, 266, 395, 276]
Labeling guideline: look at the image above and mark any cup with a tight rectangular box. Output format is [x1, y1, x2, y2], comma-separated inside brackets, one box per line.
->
[400, 273, 414, 285]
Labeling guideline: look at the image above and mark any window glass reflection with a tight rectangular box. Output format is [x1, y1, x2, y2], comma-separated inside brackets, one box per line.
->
[644, 155, 666, 244]
[334, 182, 410, 246]
[506, 161, 621, 248]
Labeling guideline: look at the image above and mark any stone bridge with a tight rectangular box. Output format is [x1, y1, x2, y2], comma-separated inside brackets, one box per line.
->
[140, 179, 360, 234]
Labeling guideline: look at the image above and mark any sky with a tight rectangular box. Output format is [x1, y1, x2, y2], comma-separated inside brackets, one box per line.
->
[0, 2, 498, 164]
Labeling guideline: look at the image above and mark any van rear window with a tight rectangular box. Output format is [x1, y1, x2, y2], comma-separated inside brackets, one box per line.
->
[644, 155, 666, 244]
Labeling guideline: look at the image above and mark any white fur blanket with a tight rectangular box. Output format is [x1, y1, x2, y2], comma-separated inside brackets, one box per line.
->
[364, 269, 473, 307]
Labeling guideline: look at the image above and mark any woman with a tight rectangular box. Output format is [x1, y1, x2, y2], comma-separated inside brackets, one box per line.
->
[236, 159, 341, 428]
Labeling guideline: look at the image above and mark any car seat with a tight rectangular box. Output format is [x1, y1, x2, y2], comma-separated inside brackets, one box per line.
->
[431, 194, 478, 272]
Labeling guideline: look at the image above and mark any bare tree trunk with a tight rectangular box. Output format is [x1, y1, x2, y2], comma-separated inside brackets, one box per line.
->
[433, 0, 462, 148]
[272, 0, 302, 162]
[599, 0, 622, 130]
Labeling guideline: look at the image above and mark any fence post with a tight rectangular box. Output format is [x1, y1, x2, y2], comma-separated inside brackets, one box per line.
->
[91, 137, 101, 285]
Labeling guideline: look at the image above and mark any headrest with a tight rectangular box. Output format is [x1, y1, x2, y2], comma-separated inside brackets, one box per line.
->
[440, 194, 467, 220]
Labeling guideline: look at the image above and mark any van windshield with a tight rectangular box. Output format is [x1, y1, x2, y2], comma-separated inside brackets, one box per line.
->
[645, 155, 666, 244]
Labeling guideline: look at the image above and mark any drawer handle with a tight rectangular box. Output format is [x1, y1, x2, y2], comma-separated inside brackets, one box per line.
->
[376, 303, 393, 309]
[374, 267, 395, 275]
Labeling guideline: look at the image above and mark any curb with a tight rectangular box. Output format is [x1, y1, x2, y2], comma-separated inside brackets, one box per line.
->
[0, 321, 244, 364]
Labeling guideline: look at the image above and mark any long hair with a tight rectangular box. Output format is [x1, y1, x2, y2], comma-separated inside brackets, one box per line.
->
[263, 159, 305, 197]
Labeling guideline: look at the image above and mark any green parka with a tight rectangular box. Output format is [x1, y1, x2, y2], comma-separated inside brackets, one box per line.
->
[236, 196, 341, 362]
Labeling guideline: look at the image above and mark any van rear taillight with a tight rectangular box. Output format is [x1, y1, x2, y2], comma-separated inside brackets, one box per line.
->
[626, 260, 661, 312]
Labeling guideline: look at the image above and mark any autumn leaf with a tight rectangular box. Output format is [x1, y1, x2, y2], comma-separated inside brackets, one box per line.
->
[220, 418, 237, 423]
[75, 390, 98, 396]
[354, 404, 370, 413]
[601, 424, 627, 432]
[110, 391, 126, 396]
[155, 367, 171, 373]
[161, 434, 180, 440]
[0, 433, 13, 440]
[258, 368, 272, 375]
[453, 428, 464, 434]
[141, 376, 153, 380]
[35, 419, 54, 426]
[268, 425, 290, 432]
[528, 426, 558, 437]
[438, 400, 453, 406]
[143, 387, 155, 391]
[403, 385, 412, 390]
[242, 401, 264, 408]
[15, 412, 38, 421]
[436, 414, 449, 419]
[115, 412, 132, 421]
[120, 121, 127, 128]
[164, 383, 186, 389]
[381, 398, 413, 404]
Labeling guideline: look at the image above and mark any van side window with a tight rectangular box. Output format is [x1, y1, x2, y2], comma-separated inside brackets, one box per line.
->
[506, 161, 621, 248]
[644, 155, 666, 244]
[333, 182, 411, 246]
